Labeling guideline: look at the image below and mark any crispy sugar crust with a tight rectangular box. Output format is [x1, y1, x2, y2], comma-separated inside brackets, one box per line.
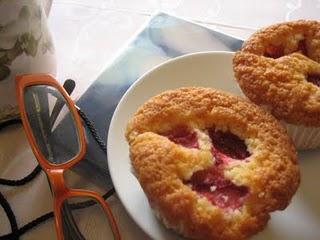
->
[125, 87, 300, 240]
[233, 20, 320, 126]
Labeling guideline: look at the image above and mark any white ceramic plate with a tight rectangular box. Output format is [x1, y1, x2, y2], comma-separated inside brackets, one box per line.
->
[107, 51, 320, 240]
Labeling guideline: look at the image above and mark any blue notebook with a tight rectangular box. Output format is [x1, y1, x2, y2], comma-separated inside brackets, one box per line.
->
[75, 12, 243, 186]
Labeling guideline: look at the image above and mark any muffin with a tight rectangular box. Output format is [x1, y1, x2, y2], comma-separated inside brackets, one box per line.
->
[233, 20, 320, 149]
[125, 87, 300, 240]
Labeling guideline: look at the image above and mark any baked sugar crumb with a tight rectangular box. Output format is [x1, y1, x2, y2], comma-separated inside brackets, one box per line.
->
[210, 185, 217, 192]
[259, 192, 265, 198]
[194, 128, 212, 151]
[222, 195, 229, 202]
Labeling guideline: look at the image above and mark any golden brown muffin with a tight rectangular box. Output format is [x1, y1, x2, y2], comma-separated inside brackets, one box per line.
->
[125, 87, 300, 240]
[233, 20, 320, 149]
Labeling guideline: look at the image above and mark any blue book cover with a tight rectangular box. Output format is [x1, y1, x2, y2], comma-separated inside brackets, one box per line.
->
[75, 12, 243, 186]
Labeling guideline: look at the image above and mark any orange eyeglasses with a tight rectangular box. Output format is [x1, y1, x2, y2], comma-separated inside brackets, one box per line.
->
[15, 74, 121, 240]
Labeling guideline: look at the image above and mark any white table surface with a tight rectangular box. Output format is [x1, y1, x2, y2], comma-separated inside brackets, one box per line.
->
[0, 0, 318, 239]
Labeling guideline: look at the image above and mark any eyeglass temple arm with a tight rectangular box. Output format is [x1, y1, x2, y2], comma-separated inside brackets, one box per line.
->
[49, 79, 76, 128]
[63, 79, 76, 96]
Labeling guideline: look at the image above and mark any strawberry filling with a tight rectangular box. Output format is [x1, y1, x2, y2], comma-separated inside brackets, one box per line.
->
[163, 125, 199, 149]
[164, 126, 249, 208]
[264, 39, 308, 58]
[264, 45, 284, 58]
[208, 129, 250, 163]
[186, 166, 248, 209]
[166, 128, 251, 209]
[307, 73, 320, 87]
[297, 39, 308, 56]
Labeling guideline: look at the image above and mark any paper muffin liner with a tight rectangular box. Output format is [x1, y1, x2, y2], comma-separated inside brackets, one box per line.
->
[236, 93, 320, 150]
[282, 121, 320, 150]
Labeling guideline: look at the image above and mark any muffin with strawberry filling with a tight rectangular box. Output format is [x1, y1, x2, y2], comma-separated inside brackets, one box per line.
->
[125, 87, 300, 240]
[233, 20, 320, 149]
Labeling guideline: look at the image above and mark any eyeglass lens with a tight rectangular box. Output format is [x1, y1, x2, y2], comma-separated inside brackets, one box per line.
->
[23, 85, 80, 164]
[61, 197, 113, 240]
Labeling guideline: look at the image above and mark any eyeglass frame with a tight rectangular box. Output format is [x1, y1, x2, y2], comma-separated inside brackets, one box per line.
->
[15, 74, 121, 240]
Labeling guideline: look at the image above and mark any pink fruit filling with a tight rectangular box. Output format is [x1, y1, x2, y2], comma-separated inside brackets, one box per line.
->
[185, 166, 248, 209]
[264, 45, 284, 58]
[208, 129, 250, 163]
[297, 39, 308, 56]
[307, 73, 320, 87]
[167, 128, 250, 209]
[163, 125, 199, 149]
[164, 126, 250, 208]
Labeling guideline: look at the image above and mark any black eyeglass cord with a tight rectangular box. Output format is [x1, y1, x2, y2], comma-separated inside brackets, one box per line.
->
[77, 107, 107, 153]
[0, 109, 114, 240]
[0, 164, 42, 187]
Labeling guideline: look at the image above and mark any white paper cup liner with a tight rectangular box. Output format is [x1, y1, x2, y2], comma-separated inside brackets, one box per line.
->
[282, 121, 320, 150]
